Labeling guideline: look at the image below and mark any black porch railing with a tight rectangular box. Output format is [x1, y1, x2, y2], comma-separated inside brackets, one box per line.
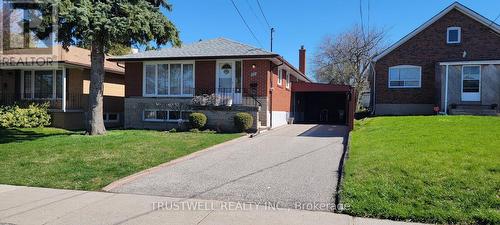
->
[194, 88, 262, 107]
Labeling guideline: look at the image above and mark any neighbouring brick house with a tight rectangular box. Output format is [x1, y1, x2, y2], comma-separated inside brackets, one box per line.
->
[0, 46, 125, 129]
[371, 2, 500, 115]
[109, 38, 357, 131]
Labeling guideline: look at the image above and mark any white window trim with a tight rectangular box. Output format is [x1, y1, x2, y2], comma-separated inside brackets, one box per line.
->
[277, 68, 283, 86]
[142, 110, 191, 122]
[286, 71, 290, 89]
[143, 61, 195, 97]
[103, 113, 120, 123]
[388, 65, 422, 88]
[447, 27, 461, 44]
[21, 69, 64, 100]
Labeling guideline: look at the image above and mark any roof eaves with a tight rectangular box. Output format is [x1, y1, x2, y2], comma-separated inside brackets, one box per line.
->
[61, 61, 125, 74]
[275, 56, 311, 82]
[108, 54, 279, 62]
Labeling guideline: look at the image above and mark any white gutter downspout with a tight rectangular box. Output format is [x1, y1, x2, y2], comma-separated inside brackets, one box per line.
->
[371, 62, 376, 114]
[444, 65, 449, 114]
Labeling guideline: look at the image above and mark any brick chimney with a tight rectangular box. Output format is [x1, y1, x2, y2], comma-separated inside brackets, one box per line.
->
[299, 45, 306, 74]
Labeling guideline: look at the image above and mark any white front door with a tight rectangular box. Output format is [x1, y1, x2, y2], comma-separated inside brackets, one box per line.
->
[216, 61, 242, 104]
[461, 65, 481, 102]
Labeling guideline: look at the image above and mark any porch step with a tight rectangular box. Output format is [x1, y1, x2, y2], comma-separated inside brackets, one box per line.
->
[454, 104, 494, 110]
[449, 108, 498, 116]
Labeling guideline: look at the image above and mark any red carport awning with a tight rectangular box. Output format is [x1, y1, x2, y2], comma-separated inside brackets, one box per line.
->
[291, 82, 356, 131]
[292, 82, 351, 92]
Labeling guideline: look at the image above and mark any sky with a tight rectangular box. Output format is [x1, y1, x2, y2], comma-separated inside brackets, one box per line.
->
[164, 0, 500, 78]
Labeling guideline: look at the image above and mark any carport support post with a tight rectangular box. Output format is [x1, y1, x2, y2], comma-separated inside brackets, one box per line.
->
[292, 92, 296, 120]
[348, 88, 356, 131]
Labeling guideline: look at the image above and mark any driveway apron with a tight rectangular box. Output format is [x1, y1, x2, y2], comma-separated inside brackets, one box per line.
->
[109, 124, 347, 211]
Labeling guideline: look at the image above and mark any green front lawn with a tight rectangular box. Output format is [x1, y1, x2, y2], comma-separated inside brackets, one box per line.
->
[342, 116, 500, 224]
[0, 128, 241, 190]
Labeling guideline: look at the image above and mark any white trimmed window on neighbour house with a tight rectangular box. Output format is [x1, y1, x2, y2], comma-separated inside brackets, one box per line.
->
[143, 62, 194, 97]
[103, 113, 120, 123]
[388, 65, 422, 88]
[21, 70, 63, 99]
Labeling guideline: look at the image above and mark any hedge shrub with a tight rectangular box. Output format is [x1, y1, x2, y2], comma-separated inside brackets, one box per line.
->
[189, 112, 207, 129]
[0, 102, 51, 128]
[234, 112, 253, 132]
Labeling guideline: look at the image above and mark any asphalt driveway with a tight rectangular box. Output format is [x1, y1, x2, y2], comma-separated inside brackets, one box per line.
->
[109, 124, 347, 211]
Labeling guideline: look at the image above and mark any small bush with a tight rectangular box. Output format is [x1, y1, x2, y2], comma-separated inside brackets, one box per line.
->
[202, 129, 216, 134]
[234, 112, 253, 132]
[189, 128, 200, 133]
[189, 113, 207, 129]
[0, 102, 51, 128]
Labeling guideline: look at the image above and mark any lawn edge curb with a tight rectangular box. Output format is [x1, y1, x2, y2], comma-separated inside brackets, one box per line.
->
[334, 130, 351, 212]
[101, 133, 249, 192]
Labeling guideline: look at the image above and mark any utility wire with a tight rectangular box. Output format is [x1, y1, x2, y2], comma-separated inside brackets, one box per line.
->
[487, 12, 500, 37]
[359, 0, 365, 38]
[245, 0, 268, 34]
[230, 0, 264, 48]
[255, 0, 271, 29]
[490, 12, 500, 26]
[367, 0, 370, 34]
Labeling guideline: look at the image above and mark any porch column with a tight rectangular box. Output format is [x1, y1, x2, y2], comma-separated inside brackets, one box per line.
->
[62, 68, 67, 112]
[444, 65, 449, 114]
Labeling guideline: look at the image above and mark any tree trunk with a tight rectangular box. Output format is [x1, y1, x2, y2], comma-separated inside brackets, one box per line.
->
[86, 41, 106, 135]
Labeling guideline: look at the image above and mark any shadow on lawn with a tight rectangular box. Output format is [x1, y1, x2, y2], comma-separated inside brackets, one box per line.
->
[0, 128, 75, 144]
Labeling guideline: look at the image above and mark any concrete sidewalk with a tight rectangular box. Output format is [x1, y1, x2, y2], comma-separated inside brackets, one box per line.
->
[0, 184, 427, 225]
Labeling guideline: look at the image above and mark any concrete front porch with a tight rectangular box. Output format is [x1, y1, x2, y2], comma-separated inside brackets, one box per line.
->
[438, 60, 500, 115]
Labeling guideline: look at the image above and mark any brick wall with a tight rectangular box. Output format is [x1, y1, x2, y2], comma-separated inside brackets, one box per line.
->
[124, 62, 143, 97]
[375, 8, 500, 105]
[242, 59, 269, 97]
[195, 61, 216, 93]
[271, 67, 292, 112]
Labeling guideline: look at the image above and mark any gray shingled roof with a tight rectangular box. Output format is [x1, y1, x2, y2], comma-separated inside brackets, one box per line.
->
[109, 38, 277, 61]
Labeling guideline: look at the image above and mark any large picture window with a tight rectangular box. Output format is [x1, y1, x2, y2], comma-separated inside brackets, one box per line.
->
[143, 62, 194, 96]
[388, 65, 421, 88]
[22, 70, 63, 99]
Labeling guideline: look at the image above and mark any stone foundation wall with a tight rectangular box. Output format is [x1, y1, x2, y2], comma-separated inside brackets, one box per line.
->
[248, 96, 268, 127]
[124, 97, 259, 132]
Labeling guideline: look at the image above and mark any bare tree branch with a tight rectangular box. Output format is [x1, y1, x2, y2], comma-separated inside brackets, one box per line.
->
[312, 24, 386, 109]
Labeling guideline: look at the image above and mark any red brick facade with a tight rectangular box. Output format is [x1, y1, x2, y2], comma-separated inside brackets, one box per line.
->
[271, 67, 292, 112]
[124, 62, 143, 97]
[242, 60, 270, 97]
[123, 59, 295, 113]
[195, 61, 216, 93]
[375, 9, 500, 105]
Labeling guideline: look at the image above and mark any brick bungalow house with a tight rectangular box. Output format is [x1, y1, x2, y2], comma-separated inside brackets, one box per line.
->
[0, 46, 125, 129]
[109, 38, 356, 131]
[371, 2, 500, 115]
